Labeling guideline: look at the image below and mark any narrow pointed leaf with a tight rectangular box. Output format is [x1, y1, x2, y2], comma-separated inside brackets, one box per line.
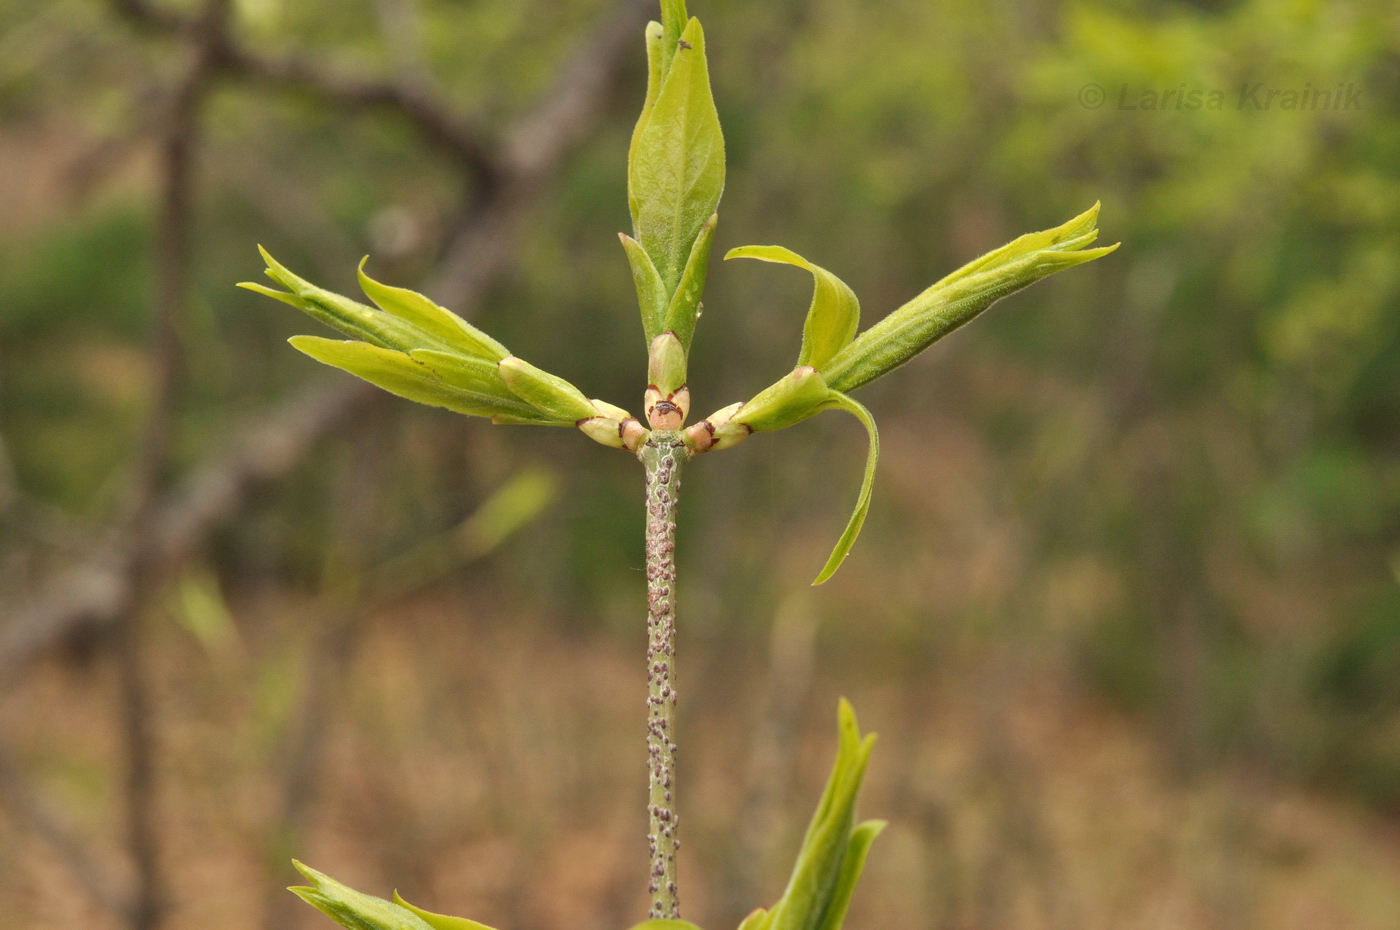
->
[725, 246, 859, 371]
[664, 212, 717, 351]
[628, 20, 666, 225]
[358, 259, 508, 360]
[658, 0, 689, 79]
[290, 336, 555, 422]
[622, 233, 668, 342]
[497, 356, 599, 422]
[630, 17, 725, 296]
[823, 206, 1117, 394]
[812, 821, 886, 930]
[391, 893, 497, 930]
[770, 700, 878, 930]
[812, 393, 879, 585]
[250, 248, 448, 353]
[408, 349, 535, 413]
[289, 861, 434, 930]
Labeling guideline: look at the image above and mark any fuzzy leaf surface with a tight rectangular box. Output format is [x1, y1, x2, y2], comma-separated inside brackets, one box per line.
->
[629, 17, 725, 297]
[823, 204, 1117, 393]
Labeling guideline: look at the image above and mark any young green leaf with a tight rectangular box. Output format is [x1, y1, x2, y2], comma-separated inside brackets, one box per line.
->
[391, 893, 498, 930]
[290, 337, 555, 422]
[812, 820, 886, 930]
[622, 233, 669, 343]
[648, 332, 688, 396]
[664, 212, 717, 351]
[823, 204, 1118, 394]
[724, 366, 829, 436]
[766, 701, 879, 930]
[357, 259, 508, 361]
[629, 17, 725, 297]
[737, 909, 772, 930]
[658, 0, 689, 80]
[497, 356, 599, 423]
[289, 861, 434, 930]
[628, 20, 666, 222]
[725, 246, 859, 372]
[811, 393, 878, 586]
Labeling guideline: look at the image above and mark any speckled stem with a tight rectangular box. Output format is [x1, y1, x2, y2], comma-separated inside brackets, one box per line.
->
[639, 430, 689, 919]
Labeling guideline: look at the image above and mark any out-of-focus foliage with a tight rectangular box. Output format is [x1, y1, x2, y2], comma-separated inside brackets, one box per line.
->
[2, 0, 1400, 927]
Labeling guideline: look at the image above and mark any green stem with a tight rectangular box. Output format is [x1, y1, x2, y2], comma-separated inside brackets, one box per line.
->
[639, 430, 689, 919]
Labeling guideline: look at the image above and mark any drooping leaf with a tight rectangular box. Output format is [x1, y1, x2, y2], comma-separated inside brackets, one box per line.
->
[289, 861, 434, 930]
[391, 893, 498, 930]
[664, 213, 718, 351]
[725, 246, 859, 372]
[823, 204, 1117, 394]
[289, 337, 554, 422]
[629, 17, 726, 297]
[497, 356, 599, 422]
[622, 233, 668, 342]
[811, 393, 878, 586]
[357, 259, 508, 361]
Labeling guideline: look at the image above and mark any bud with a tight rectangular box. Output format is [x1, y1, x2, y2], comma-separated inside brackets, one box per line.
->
[683, 401, 742, 453]
[579, 399, 647, 451]
[498, 356, 598, 423]
[732, 366, 829, 433]
[647, 332, 688, 396]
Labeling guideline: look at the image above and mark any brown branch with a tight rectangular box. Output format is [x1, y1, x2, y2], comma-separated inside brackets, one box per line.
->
[112, 0, 499, 184]
[0, 0, 651, 683]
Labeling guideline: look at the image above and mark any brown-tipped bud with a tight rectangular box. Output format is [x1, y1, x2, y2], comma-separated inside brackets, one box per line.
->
[578, 400, 646, 451]
[685, 401, 746, 452]
[645, 385, 688, 431]
[578, 416, 627, 449]
[621, 418, 648, 453]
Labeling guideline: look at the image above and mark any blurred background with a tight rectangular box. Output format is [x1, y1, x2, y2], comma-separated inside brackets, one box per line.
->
[2, 0, 1399, 928]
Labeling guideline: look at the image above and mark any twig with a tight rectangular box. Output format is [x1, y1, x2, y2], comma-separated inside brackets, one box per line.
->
[639, 432, 689, 919]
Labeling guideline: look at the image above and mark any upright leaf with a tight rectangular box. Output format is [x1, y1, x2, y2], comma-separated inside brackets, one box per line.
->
[630, 17, 726, 296]
[725, 246, 860, 371]
[664, 213, 718, 351]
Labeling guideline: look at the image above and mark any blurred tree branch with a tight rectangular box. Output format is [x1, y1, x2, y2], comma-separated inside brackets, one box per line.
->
[0, 0, 649, 687]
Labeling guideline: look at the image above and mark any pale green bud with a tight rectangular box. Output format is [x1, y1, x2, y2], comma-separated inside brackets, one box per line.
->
[685, 401, 742, 453]
[579, 399, 647, 451]
[648, 332, 688, 396]
[288, 861, 434, 930]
